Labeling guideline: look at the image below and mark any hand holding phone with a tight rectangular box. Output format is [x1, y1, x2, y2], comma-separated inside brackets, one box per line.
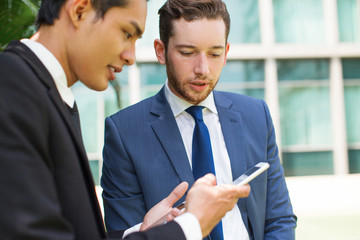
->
[175, 162, 269, 211]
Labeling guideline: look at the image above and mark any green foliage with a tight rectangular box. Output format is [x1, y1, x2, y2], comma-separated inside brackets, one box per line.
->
[0, 0, 41, 51]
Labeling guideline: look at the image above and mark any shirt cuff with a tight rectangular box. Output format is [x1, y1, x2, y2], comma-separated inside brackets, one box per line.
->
[174, 212, 202, 240]
[123, 222, 142, 239]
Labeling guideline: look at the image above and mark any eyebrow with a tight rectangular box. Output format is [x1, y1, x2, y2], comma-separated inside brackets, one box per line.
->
[175, 44, 225, 50]
[131, 21, 143, 38]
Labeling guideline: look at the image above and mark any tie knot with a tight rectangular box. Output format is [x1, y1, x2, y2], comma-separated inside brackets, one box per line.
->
[186, 106, 204, 121]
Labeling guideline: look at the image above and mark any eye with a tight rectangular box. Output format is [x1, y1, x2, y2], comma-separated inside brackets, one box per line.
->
[180, 51, 194, 56]
[209, 52, 222, 57]
[125, 31, 132, 40]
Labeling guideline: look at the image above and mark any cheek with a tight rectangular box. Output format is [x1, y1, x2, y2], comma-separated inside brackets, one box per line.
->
[210, 61, 225, 75]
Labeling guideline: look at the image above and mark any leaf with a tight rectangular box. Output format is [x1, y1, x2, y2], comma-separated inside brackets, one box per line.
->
[0, 0, 40, 51]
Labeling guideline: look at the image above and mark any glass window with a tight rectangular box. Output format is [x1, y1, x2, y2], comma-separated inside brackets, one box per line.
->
[106, 67, 130, 112]
[273, 0, 325, 43]
[344, 85, 360, 144]
[348, 150, 360, 173]
[137, 0, 166, 47]
[72, 83, 100, 153]
[278, 59, 333, 176]
[218, 60, 265, 99]
[343, 58, 360, 173]
[342, 58, 360, 79]
[278, 59, 329, 81]
[283, 151, 334, 176]
[139, 63, 166, 99]
[337, 0, 360, 42]
[89, 160, 100, 185]
[223, 0, 261, 43]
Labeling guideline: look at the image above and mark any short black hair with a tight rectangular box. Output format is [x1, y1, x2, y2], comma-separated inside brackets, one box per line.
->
[36, 0, 138, 26]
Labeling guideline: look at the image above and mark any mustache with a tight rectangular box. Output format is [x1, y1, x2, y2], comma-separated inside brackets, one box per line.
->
[193, 74, 208, 80]
[189, 75, 211, 82]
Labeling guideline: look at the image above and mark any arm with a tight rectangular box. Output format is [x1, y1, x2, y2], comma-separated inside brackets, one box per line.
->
[123, 221, 186, 240]
[101, 116, 147, 230]
[107, 222, 185, 240]
[262, 100, 297, 239]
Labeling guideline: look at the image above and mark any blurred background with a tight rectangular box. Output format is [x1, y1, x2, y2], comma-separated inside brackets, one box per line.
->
[1, 0, 360, 239]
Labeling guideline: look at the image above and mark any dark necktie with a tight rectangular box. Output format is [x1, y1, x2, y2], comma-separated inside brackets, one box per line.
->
[186, 106, 224, 240]
[65, 102, 82, 138]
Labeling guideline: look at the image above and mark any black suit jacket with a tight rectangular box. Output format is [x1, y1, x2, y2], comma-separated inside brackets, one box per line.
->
[0, 41, 185, 240]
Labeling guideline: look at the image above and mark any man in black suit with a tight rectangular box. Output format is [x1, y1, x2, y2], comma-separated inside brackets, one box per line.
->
[0, 0, 250, 239]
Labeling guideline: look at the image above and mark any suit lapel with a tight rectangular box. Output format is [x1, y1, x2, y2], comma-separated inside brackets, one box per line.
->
[214, 91, 249, 227]
[214, 92, 248, 179]
[6, 41, 88, 162]
[150, 88, 195, 187]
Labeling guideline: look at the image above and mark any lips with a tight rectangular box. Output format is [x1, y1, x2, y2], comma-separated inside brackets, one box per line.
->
[107, 65, 122, 81]
[189, 80, 208, 92]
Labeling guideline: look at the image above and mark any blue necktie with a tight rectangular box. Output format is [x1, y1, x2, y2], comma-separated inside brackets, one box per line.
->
[186, 106, 224, 240]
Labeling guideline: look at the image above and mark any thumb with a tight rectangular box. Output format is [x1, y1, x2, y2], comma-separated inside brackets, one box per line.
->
[195, 173, 217, 187]
[164, 181, 188, 206]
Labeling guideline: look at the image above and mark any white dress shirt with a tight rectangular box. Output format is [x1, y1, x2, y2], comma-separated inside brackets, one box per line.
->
[20, 39, 202, 240]
[21, 39, 74, 108]
[165, 81, 249, 240]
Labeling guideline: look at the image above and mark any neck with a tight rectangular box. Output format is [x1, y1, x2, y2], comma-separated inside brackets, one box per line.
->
[30, 24, 77, 87]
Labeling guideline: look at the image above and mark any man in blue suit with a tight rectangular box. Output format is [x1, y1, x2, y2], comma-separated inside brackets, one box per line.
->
[101, 0, 297, 239]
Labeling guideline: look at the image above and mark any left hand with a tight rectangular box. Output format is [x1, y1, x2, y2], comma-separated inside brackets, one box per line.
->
[140, 181, 188, 231]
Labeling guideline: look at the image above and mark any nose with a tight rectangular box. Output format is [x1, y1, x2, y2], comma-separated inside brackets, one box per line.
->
[194, 53, 210, 76]
[121, 42, 136, 66]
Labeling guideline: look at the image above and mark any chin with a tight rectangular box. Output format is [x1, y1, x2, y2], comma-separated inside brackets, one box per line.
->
[96, 84, 109, 92]
[89, 81, 109, 92]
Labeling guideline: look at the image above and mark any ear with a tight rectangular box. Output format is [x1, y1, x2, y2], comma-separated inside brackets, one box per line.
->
[67, 0, 93, 28]
[223, 42, 230, 65]
[154, 39, 166, 65]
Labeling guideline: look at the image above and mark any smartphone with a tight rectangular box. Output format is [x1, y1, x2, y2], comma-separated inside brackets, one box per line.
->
[232, 162, 270, 186]
[175, 162, 269, 210]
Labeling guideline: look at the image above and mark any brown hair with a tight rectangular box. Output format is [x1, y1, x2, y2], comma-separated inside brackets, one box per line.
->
[158, 0, 230, 51]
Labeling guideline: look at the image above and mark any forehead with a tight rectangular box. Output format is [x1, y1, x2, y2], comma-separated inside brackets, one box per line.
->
[171, 18, 226, 47]
[102, 0, 147, 31]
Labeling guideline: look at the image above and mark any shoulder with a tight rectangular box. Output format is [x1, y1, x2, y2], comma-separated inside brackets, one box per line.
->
[0, 46, 47, 102]
[0, 46, 29, 77]
[111, 96, 155, 117]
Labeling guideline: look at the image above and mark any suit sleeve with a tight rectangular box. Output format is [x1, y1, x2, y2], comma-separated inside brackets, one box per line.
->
[0, 53, 75, 239]
[101, 116, 147, 231]
[107, 221, 186, 240]
[261, 100, 297, 239]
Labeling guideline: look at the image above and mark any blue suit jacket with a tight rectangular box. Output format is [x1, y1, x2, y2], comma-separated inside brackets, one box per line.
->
[101, 87, 296, 239]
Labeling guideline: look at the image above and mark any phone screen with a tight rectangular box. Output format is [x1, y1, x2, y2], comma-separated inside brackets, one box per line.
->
[232, 162, 269, 186]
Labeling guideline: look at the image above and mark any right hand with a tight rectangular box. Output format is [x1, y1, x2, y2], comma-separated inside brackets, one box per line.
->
[184, 173, 250, 238]
[140, 181, 188, 231]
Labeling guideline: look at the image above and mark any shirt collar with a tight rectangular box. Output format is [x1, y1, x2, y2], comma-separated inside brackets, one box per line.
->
[164, 80, 218, 117]
[20, 39, 75, 108]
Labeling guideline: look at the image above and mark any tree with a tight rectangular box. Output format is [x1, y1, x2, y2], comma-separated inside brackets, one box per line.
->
[0, 0, 40, 51]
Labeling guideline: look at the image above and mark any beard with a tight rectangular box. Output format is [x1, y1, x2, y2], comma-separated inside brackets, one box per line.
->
[165, 58, 218, 105]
